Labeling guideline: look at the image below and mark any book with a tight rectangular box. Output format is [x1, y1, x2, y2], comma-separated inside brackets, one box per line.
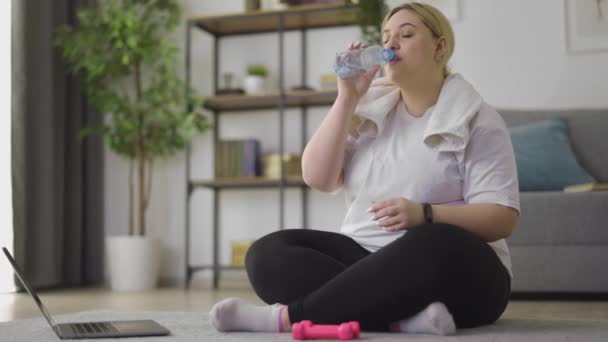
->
[215, 139, 261, 178]
[563, 182, 608, 193]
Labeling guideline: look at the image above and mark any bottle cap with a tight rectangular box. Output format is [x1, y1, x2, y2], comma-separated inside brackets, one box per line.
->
[381, 49, 395, 62]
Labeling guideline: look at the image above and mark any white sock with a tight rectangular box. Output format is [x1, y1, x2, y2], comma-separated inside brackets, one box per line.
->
[209, 297, 285, 332]
[391, 302, 456, 336]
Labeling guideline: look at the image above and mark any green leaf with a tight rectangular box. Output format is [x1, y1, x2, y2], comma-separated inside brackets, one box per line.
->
[79, 125, 109, 139]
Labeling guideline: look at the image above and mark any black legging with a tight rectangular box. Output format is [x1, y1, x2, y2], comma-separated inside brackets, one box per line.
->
[245, 223, 510, 331]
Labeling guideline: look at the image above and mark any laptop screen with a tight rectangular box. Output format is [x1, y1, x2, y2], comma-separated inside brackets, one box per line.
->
[2, 247, 58, 330]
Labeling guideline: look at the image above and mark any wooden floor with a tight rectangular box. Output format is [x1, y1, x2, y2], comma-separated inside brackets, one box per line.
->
[2, 287, 608, 323]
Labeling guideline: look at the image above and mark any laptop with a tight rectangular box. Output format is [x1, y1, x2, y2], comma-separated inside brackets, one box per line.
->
[2, 247, 171, 339]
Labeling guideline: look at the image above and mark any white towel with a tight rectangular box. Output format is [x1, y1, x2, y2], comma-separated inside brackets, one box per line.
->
[354, 73, 483, 152]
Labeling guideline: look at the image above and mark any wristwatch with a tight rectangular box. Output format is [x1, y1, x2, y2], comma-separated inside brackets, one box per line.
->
[422, 203, 434, 224]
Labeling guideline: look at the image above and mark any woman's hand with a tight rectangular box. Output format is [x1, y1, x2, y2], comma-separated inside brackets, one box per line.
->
[337, 42, 382, 101]
[369, 198, 425, 232]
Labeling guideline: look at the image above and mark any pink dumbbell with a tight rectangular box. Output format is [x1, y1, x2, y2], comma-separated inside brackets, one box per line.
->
[292, 320, 360, 340]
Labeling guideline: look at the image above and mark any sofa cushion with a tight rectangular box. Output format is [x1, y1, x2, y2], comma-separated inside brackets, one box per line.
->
[507, 191, 608, 245]
[499, 109, 608, 182]
[510, 118, 595, 191]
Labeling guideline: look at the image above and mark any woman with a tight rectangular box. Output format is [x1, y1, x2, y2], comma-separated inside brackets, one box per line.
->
[210, 2, 519, 335]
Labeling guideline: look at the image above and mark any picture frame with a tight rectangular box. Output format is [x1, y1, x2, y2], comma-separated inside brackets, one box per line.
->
[564, 0, 608, 52]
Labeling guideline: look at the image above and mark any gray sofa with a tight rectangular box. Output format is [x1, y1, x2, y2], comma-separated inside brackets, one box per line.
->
[499, 109, 608, 294]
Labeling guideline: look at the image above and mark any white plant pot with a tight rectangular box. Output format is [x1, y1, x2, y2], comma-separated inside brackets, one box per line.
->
[261, 0, 288, 10]
[243, 75, 266, 95]
[105, 235, 161, 291]
[272, 2, 288, 10]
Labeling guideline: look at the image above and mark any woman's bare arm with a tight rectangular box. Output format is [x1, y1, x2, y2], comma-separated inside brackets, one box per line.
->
[301, 43, 381, 192]
[301, 94, 358, 192]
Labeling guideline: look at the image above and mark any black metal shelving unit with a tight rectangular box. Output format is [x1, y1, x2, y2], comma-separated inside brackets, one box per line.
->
[184, 4, 358, 289]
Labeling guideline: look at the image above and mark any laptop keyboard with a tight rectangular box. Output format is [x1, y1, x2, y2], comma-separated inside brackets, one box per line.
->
[73, 322, 116, 335]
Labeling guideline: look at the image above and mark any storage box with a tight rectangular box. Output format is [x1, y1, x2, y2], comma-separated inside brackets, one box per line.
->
[231, 240, 254, 267]
[320, 73, 337, 91]
[263, 153, 302, 179]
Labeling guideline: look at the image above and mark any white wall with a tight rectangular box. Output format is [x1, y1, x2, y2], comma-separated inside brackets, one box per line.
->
[103, 0, 608, 286]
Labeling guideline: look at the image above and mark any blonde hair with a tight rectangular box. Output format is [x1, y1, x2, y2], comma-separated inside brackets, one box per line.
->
[383, 2, 455, 78]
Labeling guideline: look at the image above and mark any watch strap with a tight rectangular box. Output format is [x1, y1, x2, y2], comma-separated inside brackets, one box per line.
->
[422, 203, 433, 224]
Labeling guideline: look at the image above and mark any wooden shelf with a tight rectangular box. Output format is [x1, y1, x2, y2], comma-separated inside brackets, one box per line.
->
[185, 2, 357, 289]
[189, 265, 245, 272]
[189, 3, 358, 36]
[204, 90, 337, 112]
[191, 176, 307, 189]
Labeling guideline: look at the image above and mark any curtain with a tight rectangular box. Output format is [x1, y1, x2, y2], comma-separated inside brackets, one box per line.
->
[11, 0, 104, 289]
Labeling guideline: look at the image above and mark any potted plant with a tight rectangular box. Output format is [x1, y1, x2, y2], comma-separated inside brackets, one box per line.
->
[245, 0, 261, 11]
[243, 64, 269, 95]
[55, 0, 209, 291]
[345, 0, 387, 46]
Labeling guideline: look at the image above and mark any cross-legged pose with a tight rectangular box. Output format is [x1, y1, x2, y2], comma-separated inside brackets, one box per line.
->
[210, 2, 519, 336]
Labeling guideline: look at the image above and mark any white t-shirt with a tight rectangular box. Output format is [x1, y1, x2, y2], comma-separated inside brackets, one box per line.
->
[340, 100, 520, 278]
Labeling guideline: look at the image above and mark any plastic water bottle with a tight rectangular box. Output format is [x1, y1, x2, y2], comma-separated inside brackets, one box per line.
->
[333, 46, 395, 78]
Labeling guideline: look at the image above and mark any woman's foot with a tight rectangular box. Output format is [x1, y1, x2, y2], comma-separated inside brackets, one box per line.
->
[391, 302, 456, 335]
[209, 297, 288, 332]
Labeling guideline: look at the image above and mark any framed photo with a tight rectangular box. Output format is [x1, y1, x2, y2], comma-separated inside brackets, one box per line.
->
[564, 0, 608, 52]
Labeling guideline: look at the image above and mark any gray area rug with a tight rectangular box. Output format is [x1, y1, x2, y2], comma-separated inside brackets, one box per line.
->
[1, 310, 608, 341]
